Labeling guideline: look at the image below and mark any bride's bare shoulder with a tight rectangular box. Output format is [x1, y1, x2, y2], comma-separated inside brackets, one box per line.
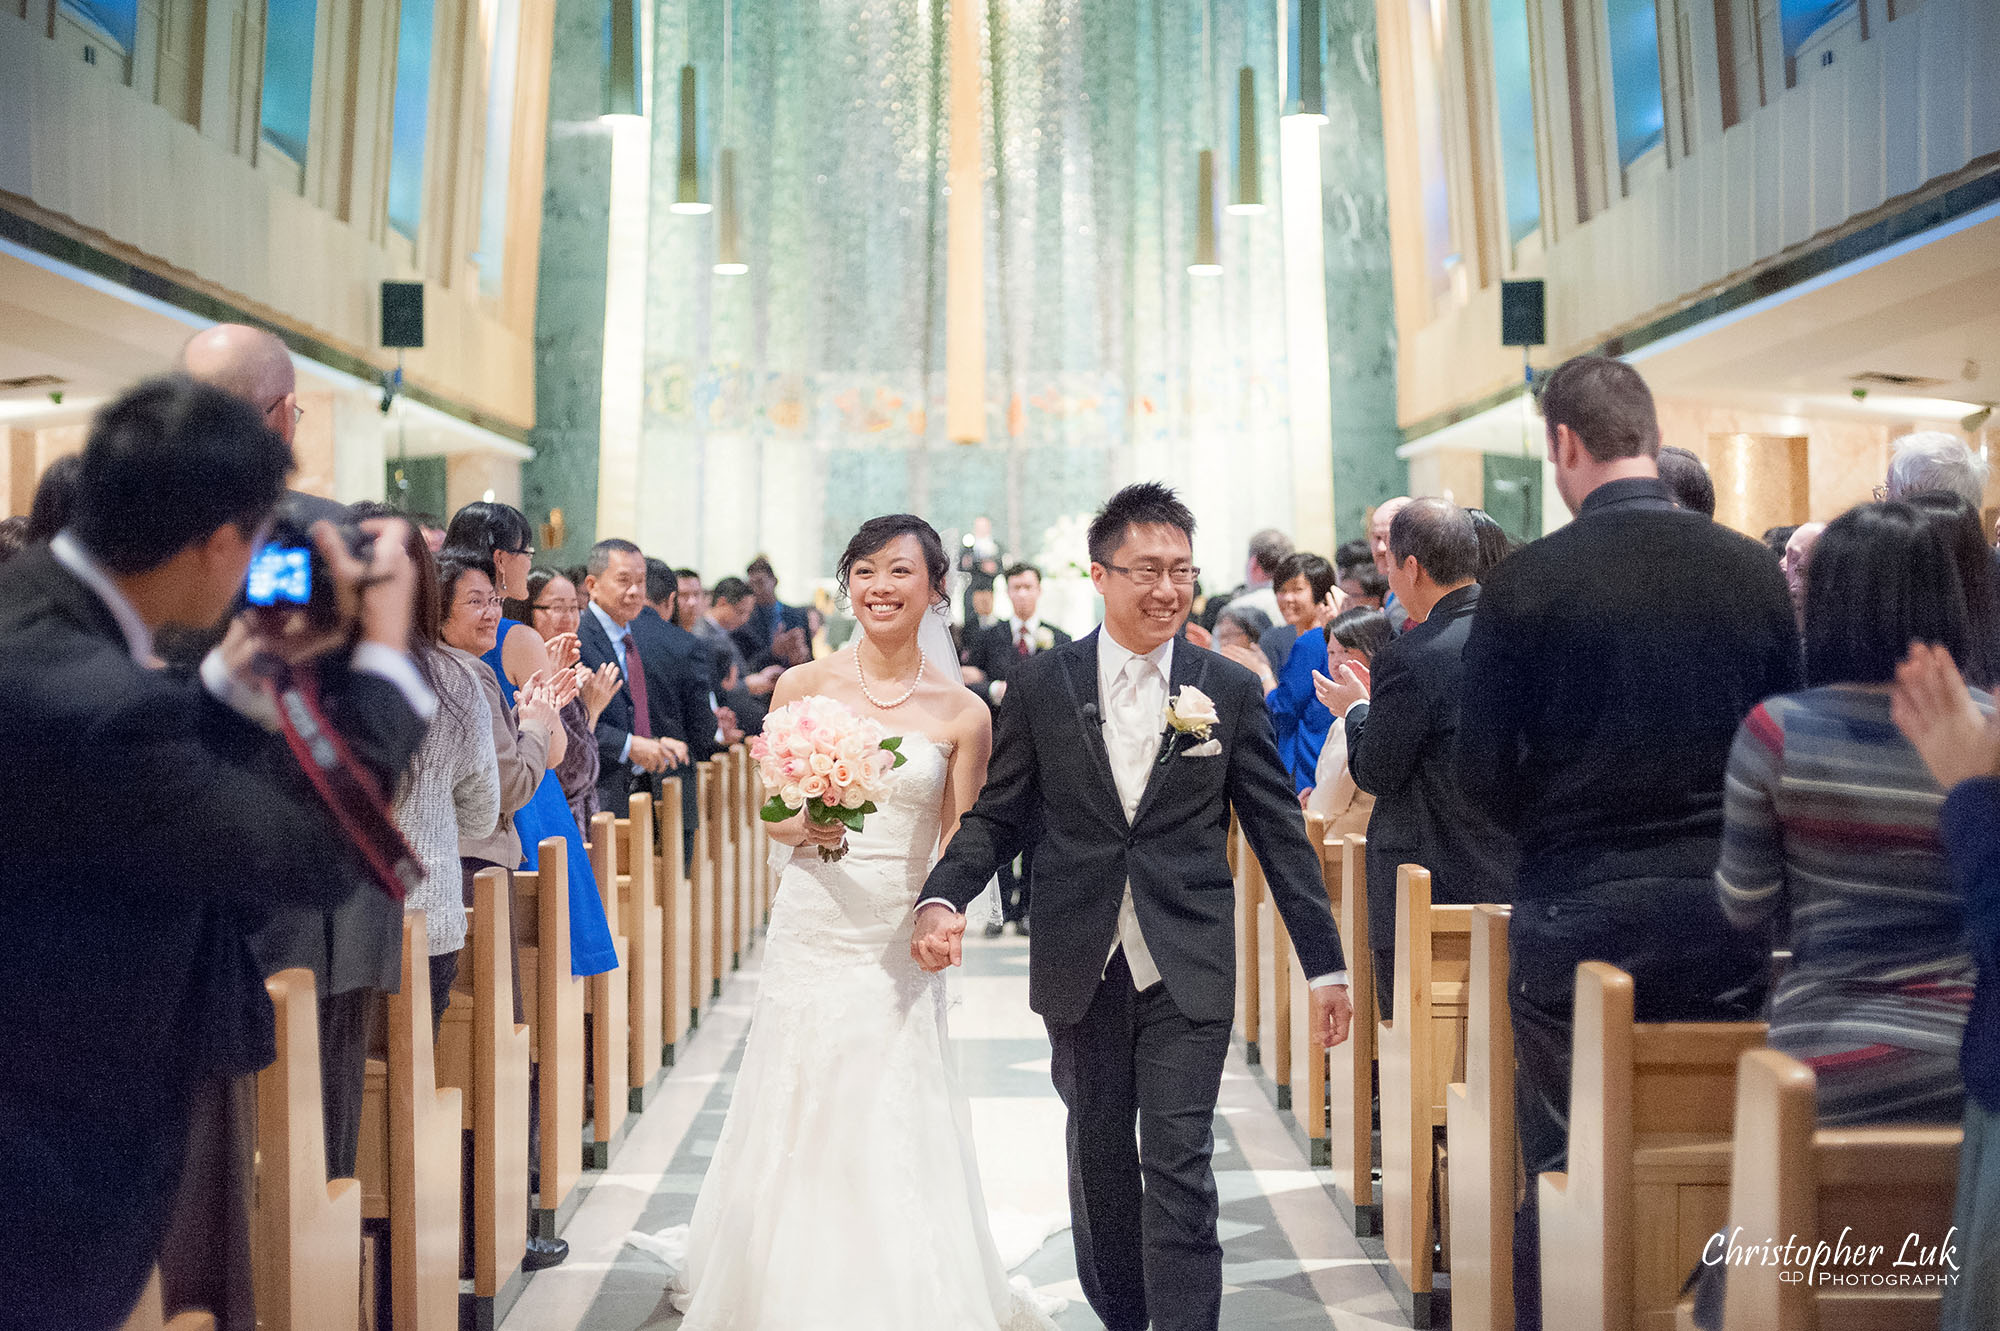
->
[769, 652, 846, 708]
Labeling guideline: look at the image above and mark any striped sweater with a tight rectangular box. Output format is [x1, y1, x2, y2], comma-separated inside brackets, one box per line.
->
[1717, 686, 1978, 1062]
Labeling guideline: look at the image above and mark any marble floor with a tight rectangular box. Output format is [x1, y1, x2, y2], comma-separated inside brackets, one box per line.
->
[501, 933, 1410, 1331]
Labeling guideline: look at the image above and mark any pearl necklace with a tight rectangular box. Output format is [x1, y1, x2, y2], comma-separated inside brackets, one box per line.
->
[856, 646, 924, 709]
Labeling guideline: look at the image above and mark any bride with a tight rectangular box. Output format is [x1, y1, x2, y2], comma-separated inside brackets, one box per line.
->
[628, 515, 1059, 1330]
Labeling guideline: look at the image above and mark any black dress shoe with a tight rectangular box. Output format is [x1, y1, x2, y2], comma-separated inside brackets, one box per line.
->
[1013, 918, 1030, 938]
[984, 921, 1006, 938]
[523, 1234, 569, 1271]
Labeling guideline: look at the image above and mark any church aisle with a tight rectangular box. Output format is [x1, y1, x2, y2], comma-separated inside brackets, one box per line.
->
[501, 934, 1408, 1331]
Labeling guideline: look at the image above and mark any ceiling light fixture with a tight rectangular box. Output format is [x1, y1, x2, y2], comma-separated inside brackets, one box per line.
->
[1227, 67, 1266, 215]
[670, 63, 711, 214]
[1188, 0, 1222, 275]
[1283, 0, 1328, 124]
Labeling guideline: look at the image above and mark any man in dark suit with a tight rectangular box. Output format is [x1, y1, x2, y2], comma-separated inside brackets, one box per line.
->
[1320, 499, 1516, 1017]
[916, 484, 1351, 1331]
[1453, 356, 1802, 1331]
[0, 377, 430, 1331]
[734, 554, 812, 674]
[579, 539, 690, 817]
[638, 558, 722, 858]
[960, 563, 1073, 935]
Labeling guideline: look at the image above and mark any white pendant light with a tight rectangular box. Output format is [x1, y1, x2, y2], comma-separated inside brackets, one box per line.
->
[1284, 0, 1328, 124]
[713, 0, 746, 272]
[1188, 0, 1223, 275]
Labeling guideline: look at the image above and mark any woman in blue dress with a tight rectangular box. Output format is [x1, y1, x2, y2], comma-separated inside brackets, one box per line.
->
[1219, 551, 1339, 799]
[443, 501, 617, 977]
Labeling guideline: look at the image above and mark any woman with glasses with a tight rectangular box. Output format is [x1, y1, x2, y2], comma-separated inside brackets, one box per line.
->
[507, 566, 623, 830]
[444, 501, 619, 981]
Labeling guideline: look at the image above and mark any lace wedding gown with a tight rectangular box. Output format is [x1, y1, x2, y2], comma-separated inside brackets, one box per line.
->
[627, 730, 1062, 1330]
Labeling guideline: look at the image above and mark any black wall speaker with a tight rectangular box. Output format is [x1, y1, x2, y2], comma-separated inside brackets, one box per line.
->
[381, 281, 425, 349]
[1500, 279, 1545, 348]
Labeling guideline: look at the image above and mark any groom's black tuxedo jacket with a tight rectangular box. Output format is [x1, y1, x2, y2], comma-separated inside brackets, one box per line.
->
[926, 629, 1345, 1026]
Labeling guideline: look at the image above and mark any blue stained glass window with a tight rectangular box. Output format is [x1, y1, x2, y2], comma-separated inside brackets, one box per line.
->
[1490, 0, 1540, 244]
[61, 0, 137, 50]
[1779, 0, 1853, 57]
[259, 0, 318, 164]
[473, 0, 523, 294]
[1604, 0, 1664, 168]
[387, 0, 438, 241]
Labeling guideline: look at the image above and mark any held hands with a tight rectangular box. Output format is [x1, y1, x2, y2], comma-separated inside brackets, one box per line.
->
[579, 661, 623, 727]
[1313, 662, 1370, 714]
[1892, 642, 2000, 788]
[1183, 622, 1213, 650]
[1311, 984, 1354, 1050]
[1315, 585, 1351, 630]
[911, 902, 967, 972]
[1219, 643, 1277, 692]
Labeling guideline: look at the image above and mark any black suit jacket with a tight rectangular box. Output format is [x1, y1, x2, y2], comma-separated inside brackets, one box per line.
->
[1345, 583, 1516, 956]
[1455, 478, 1804, 896]
[0, 545, 424, 1330]
[579, 605, 683, 816]
[925, 630, 1344, 1025]
[731, 599, 812, 674]
[963, 619, 1074, 705]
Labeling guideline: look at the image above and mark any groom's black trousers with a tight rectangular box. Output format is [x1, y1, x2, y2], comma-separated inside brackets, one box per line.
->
[1047, 949, 1233, 1331]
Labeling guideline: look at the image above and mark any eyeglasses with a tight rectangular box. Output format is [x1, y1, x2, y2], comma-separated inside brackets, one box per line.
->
[1101, 562, 1200, 588]
[500, 545, 535, 559]
[1872, 484, 1890, 501]
[533, 600, 581, 615]
[456, 594, 504, 613]
[265, 396, 304, 427]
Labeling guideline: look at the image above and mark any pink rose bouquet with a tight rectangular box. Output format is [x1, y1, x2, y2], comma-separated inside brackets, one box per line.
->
[750, 696, 908, 861]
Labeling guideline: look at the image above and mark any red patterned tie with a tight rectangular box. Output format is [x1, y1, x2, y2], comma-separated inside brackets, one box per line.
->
[623, 629, 653, 738]
[1016, 625, 1031, 659]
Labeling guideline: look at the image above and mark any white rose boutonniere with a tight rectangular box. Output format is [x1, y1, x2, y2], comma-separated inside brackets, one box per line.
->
[1164, 685, 1219, 741]
[1035, 627, 1056, 651]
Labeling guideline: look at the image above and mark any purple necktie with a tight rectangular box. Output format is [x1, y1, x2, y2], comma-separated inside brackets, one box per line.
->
[623, 629, 652, 739]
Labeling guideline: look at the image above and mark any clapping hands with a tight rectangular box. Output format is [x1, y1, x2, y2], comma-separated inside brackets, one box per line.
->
[1313, 662, 1370, 714]
[1892, 642, 2000, 788]
[579, 661, 622, 728]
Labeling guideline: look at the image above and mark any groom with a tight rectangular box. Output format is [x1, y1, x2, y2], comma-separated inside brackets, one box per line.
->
[914, 483, 1353, 1331]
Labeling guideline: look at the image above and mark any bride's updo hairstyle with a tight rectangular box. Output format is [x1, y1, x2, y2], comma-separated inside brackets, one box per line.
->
[837, 514, 951, 610]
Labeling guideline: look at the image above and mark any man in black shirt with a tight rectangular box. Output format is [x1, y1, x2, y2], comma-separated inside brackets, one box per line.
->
[1454, 356, 1801, 1330]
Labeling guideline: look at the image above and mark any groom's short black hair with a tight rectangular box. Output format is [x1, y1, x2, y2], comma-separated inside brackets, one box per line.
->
[1088, 482, 1196, 566]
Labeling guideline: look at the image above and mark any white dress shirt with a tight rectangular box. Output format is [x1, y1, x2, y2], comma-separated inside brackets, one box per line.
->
[1097, 628, 1175, 990]
[588, 600, 643, 768]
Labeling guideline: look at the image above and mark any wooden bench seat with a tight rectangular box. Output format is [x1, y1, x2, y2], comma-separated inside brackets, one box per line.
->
[1710, 1048, 1961, 1331]
[617, 794, 664, 1105]
[584, 812, 629, 1167]
[1539, 962, 1767, 1331]
[658, 777, 693, 1058]
[354, 916, 463, 1331]
[435, 867, 529, 1320]
[693, 762, 717, 1010]
[1378, 863, 1472, 1326]
[1444, 902, 1513, 1331]
[253, 968, 362, 1331]
[1326, 833, 1379, 1235]
[119, 1272, 218, 1331]
[514, 837, 584, 1233]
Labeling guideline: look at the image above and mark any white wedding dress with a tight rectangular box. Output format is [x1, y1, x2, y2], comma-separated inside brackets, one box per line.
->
[627, 728, 1062, 1330]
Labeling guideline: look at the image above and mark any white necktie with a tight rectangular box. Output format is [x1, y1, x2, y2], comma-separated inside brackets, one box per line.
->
[1107, 656, 1163, 990]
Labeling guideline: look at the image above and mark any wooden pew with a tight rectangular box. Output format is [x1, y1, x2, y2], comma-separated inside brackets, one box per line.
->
[252, 969, 361, 1331]
[1701, 1048, 1962, 1331]
[435, 867, 530, 1327]
[354, 918, 464, 1331]
[618, 794, 665, 1105]
[733, 746, 758, 952]
[707, 754, 735, 980]
[1377, 864, 1472, 1325]
[748, 750, 770, 929]
[658, 777, 693, 1058]
[119, 1271, 217, 1331]
[584, 812, 629, 1167]
[1326, 834, 1378, 1234]
[1445, 903, 1514, 1331]
[1540, 962, 1767, 1331]
[708, 755, 732, 995]
[1293, 814, 1335, 1154]
[514, 837, 585, 1234]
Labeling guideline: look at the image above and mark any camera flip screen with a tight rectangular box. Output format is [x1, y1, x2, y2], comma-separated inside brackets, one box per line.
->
[246, 544, 313, 607]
